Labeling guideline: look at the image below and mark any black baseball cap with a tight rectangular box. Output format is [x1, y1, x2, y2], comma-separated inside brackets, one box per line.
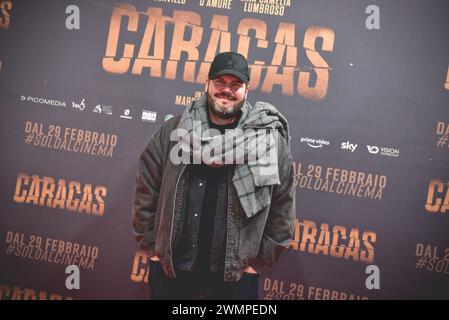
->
[208, 52, 250, 84]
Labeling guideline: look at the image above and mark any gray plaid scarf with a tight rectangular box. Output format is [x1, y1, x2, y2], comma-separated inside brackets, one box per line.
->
[177, 93, 290, 218]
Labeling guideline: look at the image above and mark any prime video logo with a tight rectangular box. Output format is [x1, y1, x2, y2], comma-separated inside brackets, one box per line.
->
[300, 137, 330, 149]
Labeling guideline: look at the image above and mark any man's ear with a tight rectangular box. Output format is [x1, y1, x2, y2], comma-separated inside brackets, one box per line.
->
[205, 78, 209, 92]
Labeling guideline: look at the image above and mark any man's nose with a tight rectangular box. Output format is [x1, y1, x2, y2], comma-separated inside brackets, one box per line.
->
[221, 85, 232, 93]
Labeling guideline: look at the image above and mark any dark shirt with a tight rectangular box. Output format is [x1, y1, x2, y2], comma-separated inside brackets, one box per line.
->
[174, 115, 239, 277]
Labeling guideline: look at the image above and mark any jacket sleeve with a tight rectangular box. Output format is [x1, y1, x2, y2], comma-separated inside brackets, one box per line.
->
[132, 126, 164, 257]
[251, 135, 296, 273]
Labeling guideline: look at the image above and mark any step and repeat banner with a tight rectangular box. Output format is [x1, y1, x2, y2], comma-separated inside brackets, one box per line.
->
[0, 0, 448, 300]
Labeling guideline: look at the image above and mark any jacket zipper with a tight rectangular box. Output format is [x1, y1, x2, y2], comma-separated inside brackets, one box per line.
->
[169, 164, 187, 277]
[223, 171, 232, 281]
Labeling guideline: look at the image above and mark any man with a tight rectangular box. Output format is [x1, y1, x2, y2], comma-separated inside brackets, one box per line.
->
[133, 52, 296, 300]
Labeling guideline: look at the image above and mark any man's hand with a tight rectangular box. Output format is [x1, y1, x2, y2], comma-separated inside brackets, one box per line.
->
[137, 249, 160, 261]
[244, 266, 258, 274]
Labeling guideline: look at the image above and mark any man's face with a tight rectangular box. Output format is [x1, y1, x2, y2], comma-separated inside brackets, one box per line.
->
[206, 74, 248, 120]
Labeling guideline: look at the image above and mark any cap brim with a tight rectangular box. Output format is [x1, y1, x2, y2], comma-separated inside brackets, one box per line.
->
[209, 69, 249, 84]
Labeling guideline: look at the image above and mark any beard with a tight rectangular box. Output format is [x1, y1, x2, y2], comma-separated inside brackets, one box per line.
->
[206, 88, 245, 120]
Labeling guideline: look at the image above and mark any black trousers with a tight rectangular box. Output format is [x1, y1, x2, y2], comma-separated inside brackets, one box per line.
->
[149, 261, 259, 300]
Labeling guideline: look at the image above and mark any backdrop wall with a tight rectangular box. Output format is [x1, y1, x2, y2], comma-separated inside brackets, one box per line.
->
[0, 0, 448, 299]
